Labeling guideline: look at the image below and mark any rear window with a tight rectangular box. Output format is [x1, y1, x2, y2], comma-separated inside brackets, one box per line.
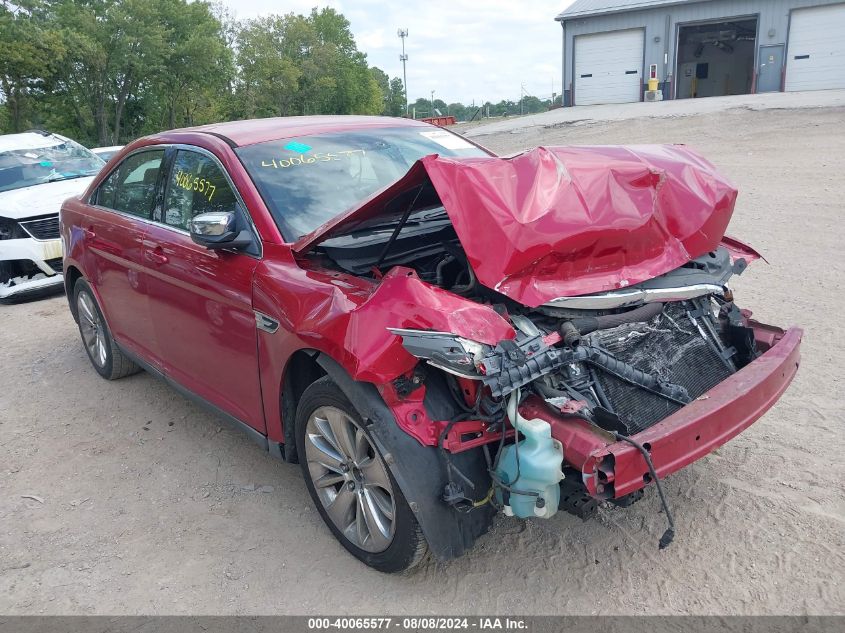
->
[235, 126, 488, 240]
[95, 150, 165, 219]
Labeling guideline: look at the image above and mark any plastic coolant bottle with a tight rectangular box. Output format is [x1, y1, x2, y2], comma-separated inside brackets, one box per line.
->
[494, 392, 564, 519]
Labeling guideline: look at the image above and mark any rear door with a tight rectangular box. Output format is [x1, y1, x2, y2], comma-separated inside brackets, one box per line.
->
[84, 149, 166, 366]
[143, 147, 265, 432]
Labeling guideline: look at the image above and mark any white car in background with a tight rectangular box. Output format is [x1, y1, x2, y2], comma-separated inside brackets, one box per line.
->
[91, 145, 123, 161]
[0, 130, 104, 302]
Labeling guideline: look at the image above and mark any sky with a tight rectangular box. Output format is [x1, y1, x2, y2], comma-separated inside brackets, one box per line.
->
[223, 1, 576, 105]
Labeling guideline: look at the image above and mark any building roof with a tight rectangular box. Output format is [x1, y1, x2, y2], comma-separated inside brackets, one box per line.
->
[556, 0, 707, 21]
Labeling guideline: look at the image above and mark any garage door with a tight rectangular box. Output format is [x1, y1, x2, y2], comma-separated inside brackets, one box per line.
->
[785, 4, 845, 91]
[574, 29, 644, 105]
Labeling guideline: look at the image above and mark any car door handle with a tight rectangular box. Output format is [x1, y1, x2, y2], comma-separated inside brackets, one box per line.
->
[144, 249, 169, 265]
[83, 227, 96, 239]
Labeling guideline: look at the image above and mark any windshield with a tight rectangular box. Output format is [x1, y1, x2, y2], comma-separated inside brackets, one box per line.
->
[0, 135, 104, 194]
[236, 126, 489, 240]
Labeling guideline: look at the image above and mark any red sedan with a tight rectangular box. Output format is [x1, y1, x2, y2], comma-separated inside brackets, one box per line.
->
[60, 116, 801, 572]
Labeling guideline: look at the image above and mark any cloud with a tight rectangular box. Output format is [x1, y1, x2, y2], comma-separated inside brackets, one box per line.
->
[225, 0, 575, 103]
[356, 28, 386, 51]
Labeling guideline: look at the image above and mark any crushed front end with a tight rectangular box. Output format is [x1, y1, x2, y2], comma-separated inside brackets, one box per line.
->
[298, 144, 802, 551]
[389, 263, 802, 545]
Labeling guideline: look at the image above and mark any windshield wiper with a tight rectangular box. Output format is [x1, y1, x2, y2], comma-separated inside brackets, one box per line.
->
[374, 185, 425, 273]
[47, 173, 94, 183]
[343, 207, 447, 237]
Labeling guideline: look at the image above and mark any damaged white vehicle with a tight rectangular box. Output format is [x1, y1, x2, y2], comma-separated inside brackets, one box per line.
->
[0, 131, 104, 302]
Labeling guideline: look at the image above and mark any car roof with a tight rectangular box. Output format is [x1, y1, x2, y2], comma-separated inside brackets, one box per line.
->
[164, 115, 433, 148]
[0, 131, 69, 152]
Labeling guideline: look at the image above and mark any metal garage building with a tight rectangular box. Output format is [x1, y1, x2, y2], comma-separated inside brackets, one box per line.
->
[556, 0, 845, 106]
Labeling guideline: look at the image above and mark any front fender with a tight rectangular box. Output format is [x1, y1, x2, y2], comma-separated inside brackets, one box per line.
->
[252, 250, 515, 449]
[315, 354, 495, 562]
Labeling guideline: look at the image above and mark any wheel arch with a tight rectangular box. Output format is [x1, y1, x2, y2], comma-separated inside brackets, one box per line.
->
[279, 348, 327, 463]
[64, 264, 83, 322]
[312, 353, 496, 562]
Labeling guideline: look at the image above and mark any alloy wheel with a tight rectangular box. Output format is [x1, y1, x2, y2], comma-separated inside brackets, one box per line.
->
[304, 406, 396, 553]
[77, 291, 107, 368]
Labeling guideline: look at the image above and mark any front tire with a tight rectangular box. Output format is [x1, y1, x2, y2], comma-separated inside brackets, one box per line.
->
[73, 278, 140, 380]
[295, 376, 428, 573]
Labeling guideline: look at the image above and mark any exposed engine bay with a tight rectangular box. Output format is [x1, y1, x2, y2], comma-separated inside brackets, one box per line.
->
[314, 201, 761, 545]
[318, 204, 756, 424]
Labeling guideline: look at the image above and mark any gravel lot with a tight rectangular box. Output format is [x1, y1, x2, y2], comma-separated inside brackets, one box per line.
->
[1, 100, 843, 615]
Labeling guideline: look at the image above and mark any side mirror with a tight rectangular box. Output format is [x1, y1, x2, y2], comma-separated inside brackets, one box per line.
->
[190, 211, 254, 251]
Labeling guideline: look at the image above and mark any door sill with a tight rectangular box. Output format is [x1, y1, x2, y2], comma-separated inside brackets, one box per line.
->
[118, 344, 284, 459]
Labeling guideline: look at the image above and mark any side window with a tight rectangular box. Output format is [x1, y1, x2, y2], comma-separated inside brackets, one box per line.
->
[95, 150, 165, 219]
[97, 169, 119, 209]
[163, 150, 238, 231]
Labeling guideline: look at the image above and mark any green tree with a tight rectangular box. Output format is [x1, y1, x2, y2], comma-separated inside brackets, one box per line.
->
[234, 14, 301, 118]
[492, 99, 518, 116]
[233, 8, 381, 118]
[307, 8, 381, 115]
[410, 97, 430, 118]
[150, 0, 233, 131]
[0, 0, 66, 132]
[385, 78, 406, 117]
[446, 102, 466, 121]
[369, 66, 389, 112]
[0, 2, 435, 143]
[48, 0, 171, 145]
[431, 98, 447, 115]
[521, 95, 549, 114]
[410, 97, 452, 118]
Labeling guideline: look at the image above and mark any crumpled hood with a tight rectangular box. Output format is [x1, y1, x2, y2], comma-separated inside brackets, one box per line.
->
[294, 145, 738, 308]
[0, 177, 95, 220]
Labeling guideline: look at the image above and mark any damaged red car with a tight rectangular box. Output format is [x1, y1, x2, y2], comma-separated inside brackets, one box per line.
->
[60, 116, 802, 572]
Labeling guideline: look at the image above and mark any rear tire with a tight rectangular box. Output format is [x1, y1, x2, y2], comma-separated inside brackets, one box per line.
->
[295, 376, 428, 573]
[73, 278, 140, 380]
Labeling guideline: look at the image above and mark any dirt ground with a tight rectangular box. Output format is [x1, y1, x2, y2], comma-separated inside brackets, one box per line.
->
[1, 104, 844, 615]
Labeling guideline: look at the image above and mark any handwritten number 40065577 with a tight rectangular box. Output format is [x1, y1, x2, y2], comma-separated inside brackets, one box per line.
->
[174, 170, 216, 202]
[261, 149, 366, 169]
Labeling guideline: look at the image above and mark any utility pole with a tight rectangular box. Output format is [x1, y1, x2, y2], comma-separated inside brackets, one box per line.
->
[520, 83, 526, 115]
[431, 90, 435, 117]
[398, 29, 409, 116]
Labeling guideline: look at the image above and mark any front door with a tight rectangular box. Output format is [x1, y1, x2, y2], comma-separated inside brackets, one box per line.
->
[758, 45, 784, 93]
[143, 148, 265, 432]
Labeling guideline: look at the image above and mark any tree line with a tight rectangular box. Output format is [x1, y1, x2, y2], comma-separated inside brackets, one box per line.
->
[0, 0, 553, 148]
[406, 96, 555, 121]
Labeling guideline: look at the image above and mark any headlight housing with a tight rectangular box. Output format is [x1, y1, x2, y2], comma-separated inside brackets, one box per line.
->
[388, 328, 488, 378]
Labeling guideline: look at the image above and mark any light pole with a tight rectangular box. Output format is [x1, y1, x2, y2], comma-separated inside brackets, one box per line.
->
[398, 29, 409, 116]
[431, 90, 435, 117]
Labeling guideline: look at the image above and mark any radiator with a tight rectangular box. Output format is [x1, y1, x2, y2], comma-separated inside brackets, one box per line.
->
[586, 302, 734, 434]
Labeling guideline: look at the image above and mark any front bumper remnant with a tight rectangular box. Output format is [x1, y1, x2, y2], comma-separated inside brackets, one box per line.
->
[520, 323, 802, 500]
[0, 237, 64, 300]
